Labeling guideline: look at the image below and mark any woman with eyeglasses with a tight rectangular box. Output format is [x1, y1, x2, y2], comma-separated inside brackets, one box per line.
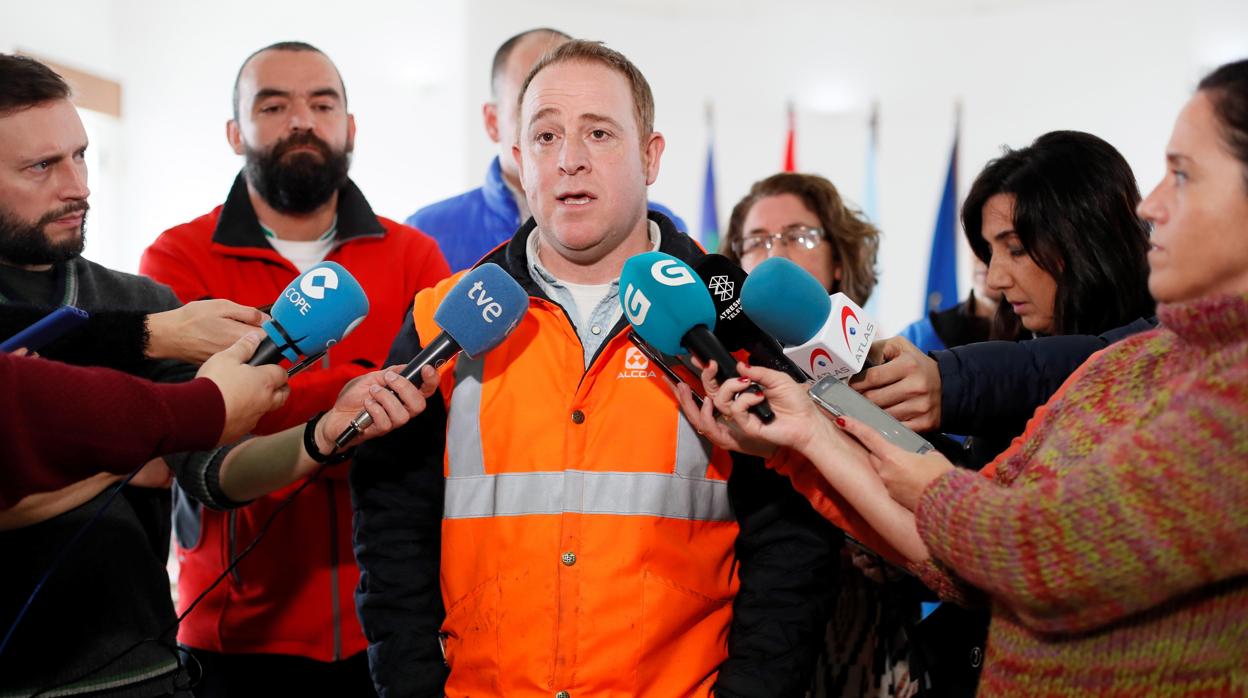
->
[722, 173, 899, 697]
[721, 172, 879, 304]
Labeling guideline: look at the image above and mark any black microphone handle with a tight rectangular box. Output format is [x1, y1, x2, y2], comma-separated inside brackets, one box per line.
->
[745, 335, 811, 384]
[246, 338, 286, 366]
[400, 332, 460, 383]
[333, 332, 461, 449]
[682, 326, 775, 424]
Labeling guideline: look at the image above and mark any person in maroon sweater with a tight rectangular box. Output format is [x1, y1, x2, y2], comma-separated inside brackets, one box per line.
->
[3, 334, 442, 511]
[0, 333, 287, 510]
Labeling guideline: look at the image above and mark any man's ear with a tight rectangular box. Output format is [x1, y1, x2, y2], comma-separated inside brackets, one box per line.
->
[483, 102, 500, 144]
[226, 120, 244, 156]
[642, 131, 665, 186]
[347, 113, 357, 152]
[511, 143, 524, 182]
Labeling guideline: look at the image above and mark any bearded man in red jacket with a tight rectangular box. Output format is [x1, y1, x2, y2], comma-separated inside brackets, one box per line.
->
[140, 41, 449, 696]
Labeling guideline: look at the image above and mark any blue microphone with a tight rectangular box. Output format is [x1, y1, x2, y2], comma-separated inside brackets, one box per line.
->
[740, 257, 878, 381]
[739, 257, 831, 346]
[334, 263, 528, 448]
[620, 251, 773, 423]
[248, 261, 369, 366]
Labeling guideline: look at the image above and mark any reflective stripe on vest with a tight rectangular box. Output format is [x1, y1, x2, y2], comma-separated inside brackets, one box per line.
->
[443, 353, 730, 521]
[445, 355, 486, 477]
[444, 470, 732, 521]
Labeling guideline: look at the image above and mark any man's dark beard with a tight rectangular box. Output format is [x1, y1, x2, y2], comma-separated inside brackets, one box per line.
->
[244, 131, 351, 215]
[0, 202, 88, 266]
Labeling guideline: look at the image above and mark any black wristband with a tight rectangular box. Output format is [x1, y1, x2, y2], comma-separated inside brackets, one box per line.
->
[303, 411, 355, 465]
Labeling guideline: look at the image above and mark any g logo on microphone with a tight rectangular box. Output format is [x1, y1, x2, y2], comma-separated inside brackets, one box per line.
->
[650, 260, 696, 287]
[623, 284, 652, 325]
[300, 267, 340, 300]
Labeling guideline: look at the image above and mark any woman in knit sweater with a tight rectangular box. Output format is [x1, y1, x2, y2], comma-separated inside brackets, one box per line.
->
[691, 59, 1248, 695]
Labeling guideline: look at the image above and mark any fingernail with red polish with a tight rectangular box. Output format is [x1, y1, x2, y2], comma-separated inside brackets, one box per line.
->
[738, 377, 750, 383]
[835, 417, 846, 427]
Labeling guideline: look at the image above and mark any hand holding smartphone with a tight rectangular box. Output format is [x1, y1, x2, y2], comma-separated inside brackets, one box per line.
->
[0, 306, 90, 353]
[807, 374, 934, 454]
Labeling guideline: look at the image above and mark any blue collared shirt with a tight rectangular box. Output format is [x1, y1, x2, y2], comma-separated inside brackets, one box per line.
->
[525, 221, 662, 368]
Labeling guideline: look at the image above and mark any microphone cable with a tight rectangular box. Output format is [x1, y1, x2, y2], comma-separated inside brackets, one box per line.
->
[0, 460, 148, 659]
[27, 464, 329, 697]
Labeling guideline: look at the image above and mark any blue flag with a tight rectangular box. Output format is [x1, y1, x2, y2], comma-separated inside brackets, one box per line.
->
[863, 103, 881, 318]
[700, 141, 719, 252]
[924, 134, 960, 313]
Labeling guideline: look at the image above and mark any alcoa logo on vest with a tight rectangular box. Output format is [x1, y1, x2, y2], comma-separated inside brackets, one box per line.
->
[285, 267, 339, 315]
[618, 347, 657, 379]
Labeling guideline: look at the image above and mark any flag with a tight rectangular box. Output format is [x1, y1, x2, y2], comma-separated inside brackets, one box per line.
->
[699, 102, 720, 251]
[924, 106, 961, 314]
[863, 102, 881, 318]
[863, 102, 880, 224]
[783, 101, 797, 172]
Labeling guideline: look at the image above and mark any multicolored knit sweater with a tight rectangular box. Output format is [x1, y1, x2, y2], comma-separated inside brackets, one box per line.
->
[912, 292, 1248, 697]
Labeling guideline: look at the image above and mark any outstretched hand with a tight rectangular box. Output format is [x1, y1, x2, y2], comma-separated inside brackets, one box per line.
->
[196, 332, 290, 444]
[674, 360, 777, 458]
[695, 360, 835, 454]
[148, 299, 267, 364]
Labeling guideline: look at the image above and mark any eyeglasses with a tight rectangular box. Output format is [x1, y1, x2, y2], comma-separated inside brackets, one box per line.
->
[732, 225, 827, 259]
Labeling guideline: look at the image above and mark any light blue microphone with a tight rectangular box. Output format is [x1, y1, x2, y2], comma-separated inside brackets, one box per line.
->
[248, 261, 369, 366]
[335, 263, 528, 448]
[619, 251, 773, 423]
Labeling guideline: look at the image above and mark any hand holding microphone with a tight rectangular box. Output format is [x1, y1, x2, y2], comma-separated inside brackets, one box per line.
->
[196, 333, 291, 444]
[146, 300, 266, 364]
[740, 257, 877, 381]
[304, 364, 442, 461]
[620, 252, 774, 424]
[247, 261, 370, 368]
[736, 257, 936, 454]
[333, 263, 528, 449]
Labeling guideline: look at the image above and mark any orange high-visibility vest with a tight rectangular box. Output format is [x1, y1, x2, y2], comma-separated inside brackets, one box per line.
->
[413, 271, 739, 697]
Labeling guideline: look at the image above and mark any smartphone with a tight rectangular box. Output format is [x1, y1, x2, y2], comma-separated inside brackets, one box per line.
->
[807, 374, 934, 454]
[627, 330, 704, 409]
[0, 305, 90, 353]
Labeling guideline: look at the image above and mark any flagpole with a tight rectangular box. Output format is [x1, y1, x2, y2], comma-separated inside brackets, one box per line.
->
[700, 100, 720, 251]
[863, 100, 881, 317]
[923, 100, 962, 314]
[865, 100, 880, 223]
[783, 100, 797, 172]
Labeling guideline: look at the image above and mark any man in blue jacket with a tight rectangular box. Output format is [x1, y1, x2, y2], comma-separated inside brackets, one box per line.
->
[405, 28, 687, 271]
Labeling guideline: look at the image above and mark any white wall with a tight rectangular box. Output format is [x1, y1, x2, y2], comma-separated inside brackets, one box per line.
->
[108, 0, 469, 273]
[4, 0, 1247, 331]
[4, 0, 469, 274]
[463, 0, 1248, 331]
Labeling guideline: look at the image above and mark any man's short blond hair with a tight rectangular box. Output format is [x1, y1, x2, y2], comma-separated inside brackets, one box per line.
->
[516, 40, 655, 140]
